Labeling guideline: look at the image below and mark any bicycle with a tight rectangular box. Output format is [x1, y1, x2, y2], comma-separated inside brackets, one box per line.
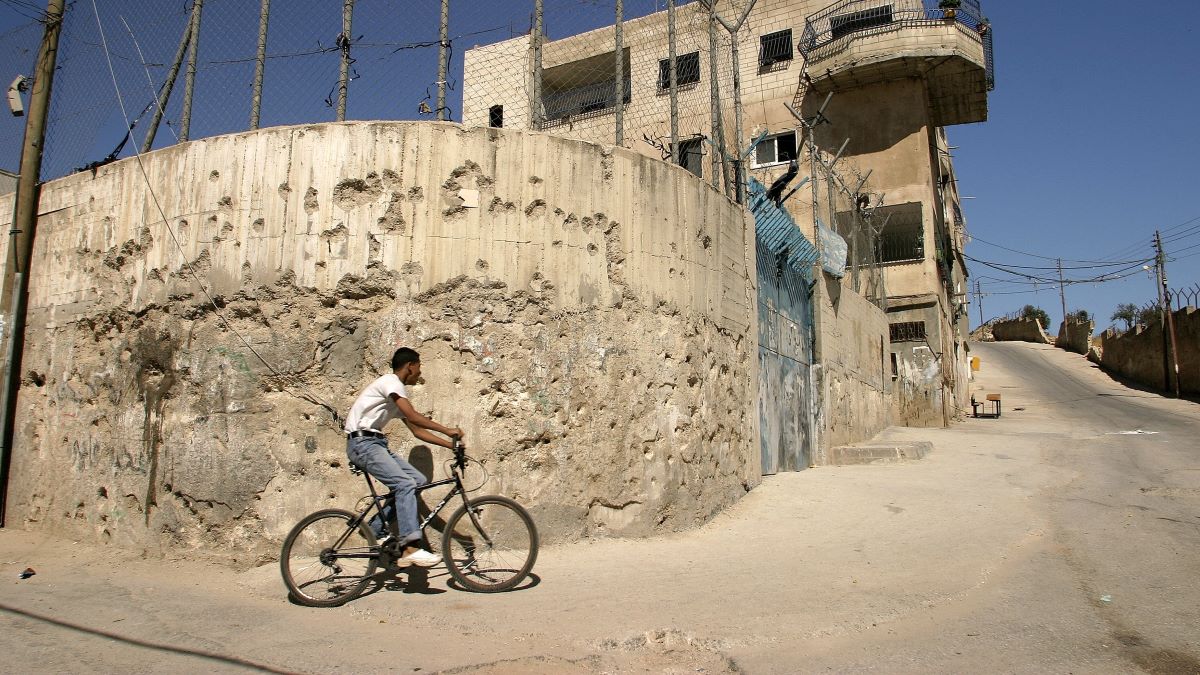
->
[280, 437, 538, 607]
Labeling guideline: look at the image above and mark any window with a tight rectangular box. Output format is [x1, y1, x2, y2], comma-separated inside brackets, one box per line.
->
[488, 105, 503, 128]
[830, 4, 893, 41]
[753, 131, 798, 167]
[871, 202, 924, 264]
[540, 49, 631, 126]
[889, 321, 926, 343]
[676, 137, 704, 178]
[759, 29, 793, 67]
[658, 52, 700, 90]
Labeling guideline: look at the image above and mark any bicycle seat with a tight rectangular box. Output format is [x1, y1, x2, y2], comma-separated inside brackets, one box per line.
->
[348, 462, 365, 476]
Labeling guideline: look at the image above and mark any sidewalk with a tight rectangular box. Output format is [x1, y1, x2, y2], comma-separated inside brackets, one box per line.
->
[0, 349, 1124, 673]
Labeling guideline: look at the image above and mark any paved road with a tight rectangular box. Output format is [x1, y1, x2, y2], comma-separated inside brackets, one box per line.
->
[1, 340, 1198, 673]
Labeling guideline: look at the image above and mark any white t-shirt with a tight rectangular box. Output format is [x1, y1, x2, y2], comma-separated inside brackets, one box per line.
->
[344, 373, 408, 433]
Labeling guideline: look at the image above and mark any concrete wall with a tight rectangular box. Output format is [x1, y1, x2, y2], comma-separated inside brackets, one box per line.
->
[992, 318, 1050, 344]
[0, 170, 16, 196]
[1097, 307, 1200, 395]
[0, 121, 760, 564]
[1056, 318, 1093, 355]
[812, 276, 891, 463]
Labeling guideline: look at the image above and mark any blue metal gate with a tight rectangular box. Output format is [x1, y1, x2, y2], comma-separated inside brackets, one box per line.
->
[749, 179, 817, 474]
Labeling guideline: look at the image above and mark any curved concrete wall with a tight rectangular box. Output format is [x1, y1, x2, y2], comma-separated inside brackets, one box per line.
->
[992, 318, 1049, 344]
[0, 121, 758, 564]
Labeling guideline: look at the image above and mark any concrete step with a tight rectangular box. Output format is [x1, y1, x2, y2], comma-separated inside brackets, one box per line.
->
[827, 441, 932, 466]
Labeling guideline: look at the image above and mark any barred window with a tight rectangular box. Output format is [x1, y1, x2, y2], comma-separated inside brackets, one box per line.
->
[889, 321, 926, 343]
[658, 52, 700, 90]
[759, 29, 793, 67]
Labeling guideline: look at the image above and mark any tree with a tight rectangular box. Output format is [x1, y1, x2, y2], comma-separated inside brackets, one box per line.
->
[1136, 305, 1162, 327]
[1067, 309, 1090, 323]
[1111, 303, 1137, 331]
[1020, 304, 1050, 328]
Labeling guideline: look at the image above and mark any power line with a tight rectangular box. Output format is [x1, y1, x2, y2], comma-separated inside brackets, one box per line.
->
[967, 233, 1149, 266]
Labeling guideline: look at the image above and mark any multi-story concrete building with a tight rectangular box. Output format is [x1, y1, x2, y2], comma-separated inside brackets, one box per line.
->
[0, 169, 16, 196]
[463, 0, 991, 428]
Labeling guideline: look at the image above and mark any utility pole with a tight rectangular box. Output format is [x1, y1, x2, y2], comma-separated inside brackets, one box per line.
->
[975, 279, 984, 329]
[1153, 231, 1181, 398]
[249, 0, 270, 130]
[1057, 257, 1068, 338]
[0, 0, 67, 528]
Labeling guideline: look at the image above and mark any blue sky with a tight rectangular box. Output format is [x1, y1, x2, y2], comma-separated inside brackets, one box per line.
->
[3, 0, 1198, 333]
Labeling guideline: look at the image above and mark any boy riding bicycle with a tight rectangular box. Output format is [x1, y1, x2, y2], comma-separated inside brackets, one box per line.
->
[344, 347, 463, 567]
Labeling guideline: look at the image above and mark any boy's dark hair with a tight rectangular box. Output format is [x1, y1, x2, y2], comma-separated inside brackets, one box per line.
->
[391, 347, 420, 370]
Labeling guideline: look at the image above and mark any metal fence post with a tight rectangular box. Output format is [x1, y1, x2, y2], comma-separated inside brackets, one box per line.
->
[336, 0, 354, 121]
[707, 7, 721, 190]
[250, 0, 270, 130]
[614, 0, 623, 146]
[437, 0, 449, 121]
[668, 0, 679, 164]
[179, 0, 205, 142]
[142, 20, 192, 152]
[530, 0, 543, 129]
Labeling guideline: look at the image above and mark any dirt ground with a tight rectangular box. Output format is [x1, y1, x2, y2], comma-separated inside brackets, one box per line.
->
[3, 342, 1198, 673]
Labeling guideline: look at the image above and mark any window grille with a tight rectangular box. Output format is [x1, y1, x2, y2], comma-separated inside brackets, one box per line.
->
[488, 105, 503, 128]
[759, 29, 793, 66]
[658, 52, 701, 90]
[889, 321, 926, 343]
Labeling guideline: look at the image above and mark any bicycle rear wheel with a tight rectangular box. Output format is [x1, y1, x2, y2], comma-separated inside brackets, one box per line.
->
[441, 495, 538, 592]
[280, 508, 378, 607]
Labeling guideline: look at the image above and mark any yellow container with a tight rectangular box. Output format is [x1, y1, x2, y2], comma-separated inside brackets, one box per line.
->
[970, 356, 980, 371]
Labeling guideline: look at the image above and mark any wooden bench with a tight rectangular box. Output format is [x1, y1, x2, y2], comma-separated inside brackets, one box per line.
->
[971, 393, 1001, 418]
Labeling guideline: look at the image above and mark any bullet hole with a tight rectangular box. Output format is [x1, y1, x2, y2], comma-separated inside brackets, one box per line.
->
[476, 259, 489, 271]
[209, 170, 220, 181]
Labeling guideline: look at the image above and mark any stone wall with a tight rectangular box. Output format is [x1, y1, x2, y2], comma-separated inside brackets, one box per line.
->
[1097, 307, 1200, 395]
[0, 121, 759, 566]
[1056, 318, 1093, 355]
[992, 318, 1049, 344]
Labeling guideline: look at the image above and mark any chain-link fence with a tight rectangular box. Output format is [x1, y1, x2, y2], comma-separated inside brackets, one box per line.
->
[2, 0, 930, 297]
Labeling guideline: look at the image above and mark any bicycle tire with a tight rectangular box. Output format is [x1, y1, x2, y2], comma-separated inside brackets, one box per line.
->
[280, 508, 378, 607]
[441, 495, 538, 593]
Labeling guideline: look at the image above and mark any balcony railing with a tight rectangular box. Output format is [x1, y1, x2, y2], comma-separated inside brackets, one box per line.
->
[800, 0, 993, 91]
[541, 79, 633, 128]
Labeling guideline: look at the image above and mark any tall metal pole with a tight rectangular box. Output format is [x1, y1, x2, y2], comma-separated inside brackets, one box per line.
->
[530, 0, 543, 129]
[703, 0, 757, 203]
[0, 0, 67, 528]
[614, 0, 624, 145]
[706, 7, 720, 189]
[142, 20, 192, 152]
[667, 0, 679, 164]
[249, 0, 270, 130]
[336, 0, 354, 121]
[179, 0, 204, 142]
[1154, 230, 1182, 398]
[436, 0, 449, 121]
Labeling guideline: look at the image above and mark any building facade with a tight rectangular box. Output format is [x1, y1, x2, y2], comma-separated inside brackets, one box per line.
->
[463, 0, 991, 428]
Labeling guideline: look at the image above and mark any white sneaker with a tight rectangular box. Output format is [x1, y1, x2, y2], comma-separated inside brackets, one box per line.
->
[398, 548, 442, 568]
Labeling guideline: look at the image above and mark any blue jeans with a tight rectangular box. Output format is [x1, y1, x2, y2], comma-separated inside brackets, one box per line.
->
[346, 435, 427, 544]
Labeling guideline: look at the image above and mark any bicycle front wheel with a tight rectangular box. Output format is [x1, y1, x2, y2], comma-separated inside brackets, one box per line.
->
[280, 508, 378, 607]
[441, 495, 538, 592]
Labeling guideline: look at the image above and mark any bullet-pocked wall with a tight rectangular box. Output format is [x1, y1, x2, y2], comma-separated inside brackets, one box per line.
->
[0, 121, 759, 566]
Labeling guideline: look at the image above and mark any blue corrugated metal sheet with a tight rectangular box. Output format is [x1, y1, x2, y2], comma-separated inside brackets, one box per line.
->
[747, 178, 819, 277]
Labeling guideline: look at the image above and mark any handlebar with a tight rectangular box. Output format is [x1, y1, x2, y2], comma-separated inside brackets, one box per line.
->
[451, 435, 466, 467]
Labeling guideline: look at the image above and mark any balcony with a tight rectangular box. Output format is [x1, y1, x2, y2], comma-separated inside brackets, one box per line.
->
[799, 0, 993, 126]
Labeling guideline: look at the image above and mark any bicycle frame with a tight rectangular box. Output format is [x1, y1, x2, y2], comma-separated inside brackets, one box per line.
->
[346, 447, 475, 550]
